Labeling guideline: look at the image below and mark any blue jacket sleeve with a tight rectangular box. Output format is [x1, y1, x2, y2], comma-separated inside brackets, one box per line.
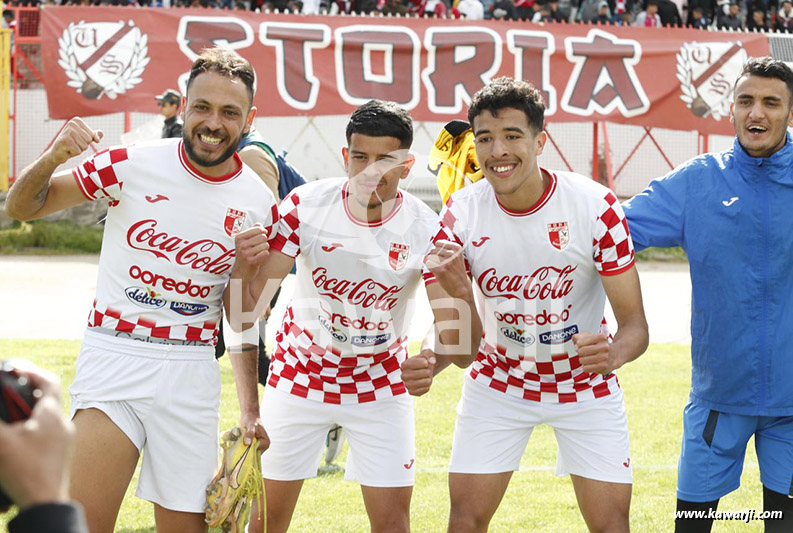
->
[621, 168, 688, 252]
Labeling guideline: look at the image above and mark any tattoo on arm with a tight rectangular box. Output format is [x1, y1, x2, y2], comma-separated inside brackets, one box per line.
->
[33, 183, 49, 207]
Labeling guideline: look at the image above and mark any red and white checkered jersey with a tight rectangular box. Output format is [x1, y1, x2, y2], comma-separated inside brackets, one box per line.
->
[269, 178, 441, 404]
[441, 169, 635, 403]
[72, 138, 278, 344]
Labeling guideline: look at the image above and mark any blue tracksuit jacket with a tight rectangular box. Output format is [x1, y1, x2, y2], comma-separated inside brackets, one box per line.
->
[623, 134, 793, 416]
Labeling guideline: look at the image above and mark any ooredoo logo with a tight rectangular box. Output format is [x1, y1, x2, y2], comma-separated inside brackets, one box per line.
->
[494, 305, 573, 327]
[129, 265, 212, 298]
[125, 286, 166, 310]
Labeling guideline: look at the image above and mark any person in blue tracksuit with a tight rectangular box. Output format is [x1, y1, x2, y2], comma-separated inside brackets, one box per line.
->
[623, 56, 793, 532]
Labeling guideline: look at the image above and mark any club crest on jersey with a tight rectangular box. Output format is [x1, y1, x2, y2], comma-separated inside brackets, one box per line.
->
[388, 242, 410, 271]
[57, 20, 150, 100]
[224, 208, 247, 237]
[547, 222, 569, 251]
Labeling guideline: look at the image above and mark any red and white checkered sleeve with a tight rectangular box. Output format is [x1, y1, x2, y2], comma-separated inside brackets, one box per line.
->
[71, 147, 128, 203]
[270, 190, 300, 258]
[423, 198, 469, 284]
[593, 191, 635, 276]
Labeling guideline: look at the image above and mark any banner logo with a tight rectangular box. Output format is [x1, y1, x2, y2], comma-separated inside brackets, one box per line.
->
[58, 20, 150, 100]
[676, 41, 747, 120]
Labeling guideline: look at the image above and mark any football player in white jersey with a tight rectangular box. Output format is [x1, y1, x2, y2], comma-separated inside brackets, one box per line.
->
[232, 100, 480, 533]
[5, 49, 274, 532]
[402, 77, 649, 532]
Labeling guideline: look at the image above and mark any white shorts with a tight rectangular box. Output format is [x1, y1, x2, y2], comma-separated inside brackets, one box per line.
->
[69, 329, 221, 512]
[260, 386, 415, 487]
[450, 374, 632, 484]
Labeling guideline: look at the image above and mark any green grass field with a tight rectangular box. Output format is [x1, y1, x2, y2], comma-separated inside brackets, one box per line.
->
[0, 341, 764, 532]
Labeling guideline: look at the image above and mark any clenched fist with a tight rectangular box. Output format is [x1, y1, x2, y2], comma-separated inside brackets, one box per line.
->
[424, 239, 470, 299]
[573, 332, 616, 375]
[49, 118, 103, 166]
[401, 350, 436, 396]
[232, 224, 270, 281]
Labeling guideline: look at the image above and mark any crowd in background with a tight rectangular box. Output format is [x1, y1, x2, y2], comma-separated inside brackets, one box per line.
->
[2, 0, 793, 32]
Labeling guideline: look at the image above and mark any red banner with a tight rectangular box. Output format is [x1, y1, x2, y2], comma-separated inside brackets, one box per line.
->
[41, 7, 769, 134]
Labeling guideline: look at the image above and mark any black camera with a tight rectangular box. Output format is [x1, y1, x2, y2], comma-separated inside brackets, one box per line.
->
[0, 361, 40, 508]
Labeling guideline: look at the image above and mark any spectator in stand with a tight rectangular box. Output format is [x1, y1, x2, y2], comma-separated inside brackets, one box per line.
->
[328, 0, 352, 12]
[491, 0, 518, 18]
[689, 5, 711, 26]
[592, 0, 613, 22]
[657, 0, 683, 25]
[514, 0, 534, 19]
[635, 0, 662, 25]
[686, 0, 712, 24]
[423, 0, 448, 15]
[576, 0, 603, 21]
[775, 0, 793, 31]
[717, 1, 744, 29]
[610, 0, 635, 21]
[714, 0, 733, 16]
[613, 9, 635, 22]
[546, 0, 567, 20]
[457, 0, 485, 18]
[748, 7, 770, 29]
[532, 1, 553, 20]
[381, 0, 409, 13]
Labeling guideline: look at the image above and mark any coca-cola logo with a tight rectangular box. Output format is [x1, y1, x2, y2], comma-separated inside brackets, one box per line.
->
[311, 267, 403, 310]
[126, 219, 235, 275]
[478, 265, 577, 300]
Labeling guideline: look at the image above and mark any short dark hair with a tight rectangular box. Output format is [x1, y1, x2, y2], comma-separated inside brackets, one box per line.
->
[345, 100, 414, 149]
[736, 56, 793, 104]
[468, 76, 545, 134]
[186, 47, 256, 105]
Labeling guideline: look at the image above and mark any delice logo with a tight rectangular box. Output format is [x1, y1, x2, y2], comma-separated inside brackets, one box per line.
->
[125, 287, 166, 309]
[352, 333, 391, 347]
[539, 325, 579, 345]
[318, 315, 349, 343]
[501, 326, 535, 346]
[170, 302, 209, 316]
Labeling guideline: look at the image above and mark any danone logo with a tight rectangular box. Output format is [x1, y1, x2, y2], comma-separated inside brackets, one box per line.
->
[58, 20, 150, 100]
[125, 286, 166, 309]
[501, 326, 535, 347]
[539, 325, 579, 345]
[170, 302, 209, 316]
[351, 334, 391, 347]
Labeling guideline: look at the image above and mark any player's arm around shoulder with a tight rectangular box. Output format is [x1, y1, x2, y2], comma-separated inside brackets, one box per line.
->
[5, 118, 103, 221]
[574, 266, 649, 375]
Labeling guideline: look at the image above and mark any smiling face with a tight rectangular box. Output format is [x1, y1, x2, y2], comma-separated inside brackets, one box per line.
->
[730, 74, 793, 158]
[473, 107, 547, 209]
[182, 71, 255, 176]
